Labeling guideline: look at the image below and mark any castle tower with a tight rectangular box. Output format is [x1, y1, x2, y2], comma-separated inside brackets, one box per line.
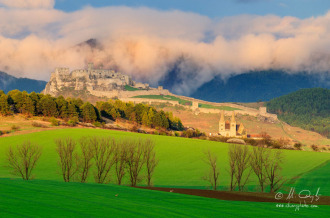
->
[230, 111, 237, 137]
[219, 110, 225, 133]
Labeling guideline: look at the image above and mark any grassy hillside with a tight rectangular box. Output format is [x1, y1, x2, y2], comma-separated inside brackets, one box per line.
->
[132, 95, 192, 105]
[0, 129, 329, 193]
[1, 179, 329, 217]
[267, 88, 330, 138]
[294, 160, 330, 196]
[198, 103, 239, 111]
[125, 85, 140, 91]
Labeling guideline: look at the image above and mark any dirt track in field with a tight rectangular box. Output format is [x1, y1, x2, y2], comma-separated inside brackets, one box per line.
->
[137, 187, 330, 205]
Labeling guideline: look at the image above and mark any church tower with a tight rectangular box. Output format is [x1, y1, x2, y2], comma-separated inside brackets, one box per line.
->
[230, 111, 237, 137]
[219, 110, 225, 134]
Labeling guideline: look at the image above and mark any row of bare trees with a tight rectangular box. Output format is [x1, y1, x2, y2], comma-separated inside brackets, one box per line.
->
[5, 137, 158, 187]
[204, 144, 286, 193]
[54, 136, 158, 186]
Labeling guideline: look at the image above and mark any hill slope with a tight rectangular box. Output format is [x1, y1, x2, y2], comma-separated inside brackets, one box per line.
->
[266, 88, 330, 138]
[0, 71, 47, 93]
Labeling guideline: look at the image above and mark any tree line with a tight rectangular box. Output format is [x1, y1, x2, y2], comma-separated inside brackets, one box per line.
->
[266, 88, 330, 138]
[204, 144, 286, 193]
[0, 89, 184, 131]
[6, 137, 158, 187]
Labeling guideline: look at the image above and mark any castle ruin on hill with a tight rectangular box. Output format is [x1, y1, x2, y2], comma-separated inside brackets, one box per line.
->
[43, 63, 170, 98]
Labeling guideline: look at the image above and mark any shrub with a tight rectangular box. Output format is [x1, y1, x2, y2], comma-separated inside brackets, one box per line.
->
[93, 121, 102, 127]
[199, 136, 207, 140]
[153, 131, 159, 135]
[294, 143, 303, 150]
[174, 132, 180, 137]
[49, 117, 59, 126]
[209, 136, 221, 142]
[67, 117, 79, 127]
[131, 125, 139, 132]
[11, 125, 21, 131]
[32, 122, 47, 128]
[271, 141, 283, 149]
[311, 144, 319, 152]
[67, 120, 77, 127]
[244, 138, 258, 146]
[209, 136, 230, 142]
[181, 129, 205, 138]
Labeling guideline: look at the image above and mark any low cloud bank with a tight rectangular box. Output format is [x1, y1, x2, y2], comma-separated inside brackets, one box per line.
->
[0, 4, 329, 94]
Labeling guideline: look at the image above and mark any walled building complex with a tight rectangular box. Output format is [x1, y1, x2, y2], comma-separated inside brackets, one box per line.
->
[219, 111, 246, 137]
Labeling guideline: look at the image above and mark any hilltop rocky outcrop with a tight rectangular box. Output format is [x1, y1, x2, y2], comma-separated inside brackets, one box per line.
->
[43, 63, 169, 98]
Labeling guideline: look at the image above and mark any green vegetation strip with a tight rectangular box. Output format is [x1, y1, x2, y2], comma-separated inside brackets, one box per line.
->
[0, 179, 329, 217]
[132, 95, 191, 105]
[198, 103, 240, 111]
[125, 85, 140, 91]
[0, 129, 329, 192]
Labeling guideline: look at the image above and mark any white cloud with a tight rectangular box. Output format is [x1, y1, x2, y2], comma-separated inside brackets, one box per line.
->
[0, 0, 55, 9]
[0, 6, 329, 94]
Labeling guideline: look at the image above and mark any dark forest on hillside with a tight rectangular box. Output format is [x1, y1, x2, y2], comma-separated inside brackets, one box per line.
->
[267, 88, 330, 138]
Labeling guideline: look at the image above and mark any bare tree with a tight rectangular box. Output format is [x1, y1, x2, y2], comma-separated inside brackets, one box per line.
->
[114, 141, 128, 185]
[228, 145, 237, 191]
[228, 144, 251, 191]
[6, 141, 42, 180]
[77, 138, 94, 183]
[265, 149, 286, 193]
[126, 139, 147, 186]
[144, 139, 158, 187]
[235, 144, 251, 191]
[203, 150, 220, 190]
[250, 146, 269, 192]
[91, 136, 116, 184]
[55, 137, 78, 182]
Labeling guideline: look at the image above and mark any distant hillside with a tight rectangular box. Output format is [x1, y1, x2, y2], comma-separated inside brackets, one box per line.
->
[266, 88, 330, 138]
[188, 71, 329, 103]
[0, 71, 47, 93]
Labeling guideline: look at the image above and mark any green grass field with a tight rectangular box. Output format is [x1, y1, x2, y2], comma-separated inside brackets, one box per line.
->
[1, 178, 329, 217]
[294, 160, 330, 196]
[1, 128, 330, 217]
[198, 103, 240, 111]
[0, 129, 329, 193]
[132, 95, 192, 105]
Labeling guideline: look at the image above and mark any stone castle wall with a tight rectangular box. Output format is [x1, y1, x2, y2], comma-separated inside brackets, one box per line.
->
[119, 98, 179, 106]
[89, 88, 170, 99]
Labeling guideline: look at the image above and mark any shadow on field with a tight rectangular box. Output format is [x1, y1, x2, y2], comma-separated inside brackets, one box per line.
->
[137, 187, 330, 205]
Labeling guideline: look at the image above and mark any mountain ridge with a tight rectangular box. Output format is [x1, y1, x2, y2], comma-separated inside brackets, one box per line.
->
[189, 70, 329, 102]
[0, 71, 47, 93]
